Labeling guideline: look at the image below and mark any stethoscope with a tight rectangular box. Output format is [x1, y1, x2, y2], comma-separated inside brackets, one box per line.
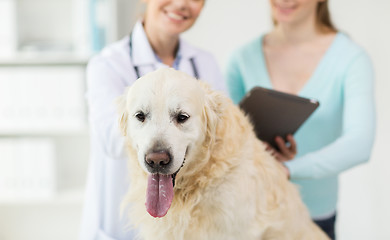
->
[129, 33, 199, 79]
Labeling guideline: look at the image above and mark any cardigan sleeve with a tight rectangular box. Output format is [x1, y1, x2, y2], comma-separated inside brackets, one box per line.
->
[285, 52, 376, 179]
[225, 52, 246, 104]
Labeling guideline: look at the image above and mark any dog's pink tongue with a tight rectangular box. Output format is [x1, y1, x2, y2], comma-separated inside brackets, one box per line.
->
[146, 174, 174, 218]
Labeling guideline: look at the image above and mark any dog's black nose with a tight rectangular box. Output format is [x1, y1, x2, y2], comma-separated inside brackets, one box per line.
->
[145, 151, 171, 169]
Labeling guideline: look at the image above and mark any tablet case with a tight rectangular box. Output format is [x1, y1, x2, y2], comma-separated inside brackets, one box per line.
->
[239, 87, 319, 149]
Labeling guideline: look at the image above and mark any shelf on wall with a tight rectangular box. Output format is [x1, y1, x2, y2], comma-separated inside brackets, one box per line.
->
[0, 128, 89, 137]
[0, 64, 88, 136]
[0, 54, 90, 67]
[0, 188, 85, 206]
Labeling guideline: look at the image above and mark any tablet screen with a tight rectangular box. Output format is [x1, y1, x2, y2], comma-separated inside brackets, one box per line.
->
[239, 87, 319, 149]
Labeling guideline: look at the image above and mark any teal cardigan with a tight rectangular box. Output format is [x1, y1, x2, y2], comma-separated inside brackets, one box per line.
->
[226, 33, 376, 218]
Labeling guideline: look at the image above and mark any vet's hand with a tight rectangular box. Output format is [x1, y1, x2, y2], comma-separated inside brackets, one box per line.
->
[266, 134, 297, 162]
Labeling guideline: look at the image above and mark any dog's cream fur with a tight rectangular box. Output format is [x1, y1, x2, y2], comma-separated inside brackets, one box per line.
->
[118, 68, 329, 240]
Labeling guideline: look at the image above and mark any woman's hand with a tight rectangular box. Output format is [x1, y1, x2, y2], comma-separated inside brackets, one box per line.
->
[265, 134, 297, 162]
[266, 134, 297, 179]
[265, 134, 296, 179]
[280, 163, 290, 179]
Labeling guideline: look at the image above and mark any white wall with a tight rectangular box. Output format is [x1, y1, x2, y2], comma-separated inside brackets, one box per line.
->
[183, 0, 390, 239]
[183, 0, 272, 69]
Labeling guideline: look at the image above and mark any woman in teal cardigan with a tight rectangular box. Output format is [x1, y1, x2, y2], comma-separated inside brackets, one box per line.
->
[226, 0, 376, 239]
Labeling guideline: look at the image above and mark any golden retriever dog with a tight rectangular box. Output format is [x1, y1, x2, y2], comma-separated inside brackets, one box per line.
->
[117, 68, 329, 240]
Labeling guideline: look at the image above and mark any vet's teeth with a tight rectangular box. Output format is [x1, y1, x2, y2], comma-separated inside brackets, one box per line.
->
[277, 5, 295, 10]
[167, 12, 184, 20]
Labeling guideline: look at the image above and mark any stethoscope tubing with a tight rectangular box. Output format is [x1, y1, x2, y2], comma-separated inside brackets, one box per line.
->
[129, 33, 199, 79]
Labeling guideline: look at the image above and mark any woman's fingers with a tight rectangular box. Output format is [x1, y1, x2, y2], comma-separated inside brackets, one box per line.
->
[274, 135, 297, 161]
[286, 134, 297, 154]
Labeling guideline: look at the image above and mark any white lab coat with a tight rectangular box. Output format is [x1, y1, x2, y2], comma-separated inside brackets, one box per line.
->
[79, 20, 226, 240]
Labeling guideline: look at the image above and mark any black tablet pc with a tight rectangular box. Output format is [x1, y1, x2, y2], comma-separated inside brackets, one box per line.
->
[239, 87, 319, 149]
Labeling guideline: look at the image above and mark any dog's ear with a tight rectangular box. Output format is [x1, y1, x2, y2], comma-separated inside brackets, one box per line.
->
[199, 82, 226, 144]
[200, 82, 249, 154]
[116, 88, 130, 136]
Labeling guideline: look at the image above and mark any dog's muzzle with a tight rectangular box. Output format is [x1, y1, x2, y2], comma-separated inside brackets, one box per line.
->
[144, 148, 186, 218]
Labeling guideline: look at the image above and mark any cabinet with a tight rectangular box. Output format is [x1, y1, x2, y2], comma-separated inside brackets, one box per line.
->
[1, 0, 91, 239]
[0, 0, 139, 238]
[0, 59, 90, 240]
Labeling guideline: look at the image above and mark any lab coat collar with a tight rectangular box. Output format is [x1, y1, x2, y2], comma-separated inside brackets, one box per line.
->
[131, 20, 197, 67]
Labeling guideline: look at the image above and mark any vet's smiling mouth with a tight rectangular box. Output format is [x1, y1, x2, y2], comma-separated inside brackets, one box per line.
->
[145, 149, 187, 218]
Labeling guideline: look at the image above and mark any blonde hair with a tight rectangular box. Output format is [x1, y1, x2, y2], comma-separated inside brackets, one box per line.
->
[316, 1, 337, 32]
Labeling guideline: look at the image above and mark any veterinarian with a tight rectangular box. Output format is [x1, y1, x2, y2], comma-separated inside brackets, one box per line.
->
[225, 0, 376, 239]
[79, 0, 226, 239]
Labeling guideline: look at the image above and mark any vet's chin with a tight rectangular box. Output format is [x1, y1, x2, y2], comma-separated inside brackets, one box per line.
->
[143, 149, 186, 218]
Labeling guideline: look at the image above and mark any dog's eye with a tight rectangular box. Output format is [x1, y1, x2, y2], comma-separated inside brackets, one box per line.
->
[177, 113, 190, 124]
[135, 112, 146, 122]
